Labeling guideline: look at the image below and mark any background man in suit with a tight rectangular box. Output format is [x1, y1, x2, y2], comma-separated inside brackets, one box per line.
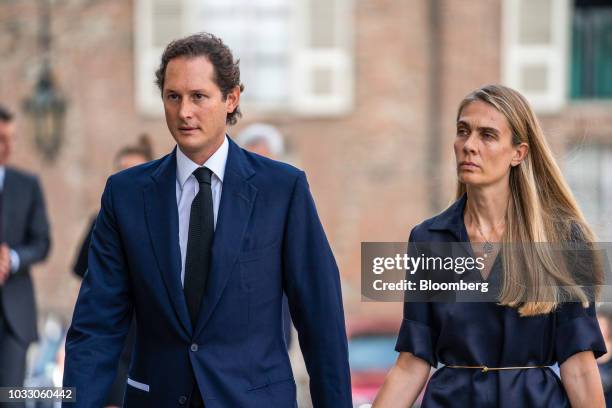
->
[63, 33, 351, 407]
[0, 104, 51, 393]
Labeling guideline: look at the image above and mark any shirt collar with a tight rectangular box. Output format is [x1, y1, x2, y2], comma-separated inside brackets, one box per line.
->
[0, 166, 5, 190]
[176, 136, 228, 188]
[427, 193, 468, 241]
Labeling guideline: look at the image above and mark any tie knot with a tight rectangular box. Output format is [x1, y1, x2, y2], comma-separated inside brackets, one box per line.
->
[193, 167, 212, 185]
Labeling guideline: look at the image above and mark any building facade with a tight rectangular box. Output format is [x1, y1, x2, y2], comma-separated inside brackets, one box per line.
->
[0, 0, 610, 324]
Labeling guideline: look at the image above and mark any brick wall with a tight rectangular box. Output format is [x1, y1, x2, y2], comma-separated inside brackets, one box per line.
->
[1, 0, 610, 324]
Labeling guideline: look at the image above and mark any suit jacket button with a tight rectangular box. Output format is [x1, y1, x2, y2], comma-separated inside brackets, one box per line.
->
[178, 395, 187, 405]
[191, 343, 199, 352]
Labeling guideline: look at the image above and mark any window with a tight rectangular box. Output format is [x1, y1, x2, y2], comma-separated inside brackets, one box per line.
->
[502, 0, 571, 112]
[564, 143, 612, 240]
[134, 0, 354, 116]
[193, 0, 293, 107]
[570, 0, 612, 99]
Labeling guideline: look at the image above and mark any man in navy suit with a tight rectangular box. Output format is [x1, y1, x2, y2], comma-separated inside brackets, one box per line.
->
[0, 104, 51, 395]
[63, 33, 351, 407]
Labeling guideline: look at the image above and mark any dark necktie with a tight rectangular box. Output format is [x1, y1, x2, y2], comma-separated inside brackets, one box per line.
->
[184, 167, 214, 327]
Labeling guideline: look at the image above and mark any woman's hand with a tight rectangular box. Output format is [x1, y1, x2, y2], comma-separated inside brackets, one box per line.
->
[560, 350, 605, 408]
[372, 351, 431, 407]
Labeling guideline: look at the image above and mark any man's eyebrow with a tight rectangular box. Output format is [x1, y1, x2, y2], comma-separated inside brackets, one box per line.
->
[163, 88, 208, 94]
[456, 120, 470, 127]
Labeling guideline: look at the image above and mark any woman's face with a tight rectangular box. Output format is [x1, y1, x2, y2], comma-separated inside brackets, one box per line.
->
[117, 153, 148, 171]
[454, 100, 526, 188]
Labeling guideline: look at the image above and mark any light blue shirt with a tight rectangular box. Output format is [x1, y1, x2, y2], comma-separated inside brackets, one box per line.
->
[0, 165, 21, 273]
[176, 136, 228, 287]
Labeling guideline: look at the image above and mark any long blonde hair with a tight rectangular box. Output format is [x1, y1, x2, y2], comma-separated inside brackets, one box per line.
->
[455, 84, 601, 316]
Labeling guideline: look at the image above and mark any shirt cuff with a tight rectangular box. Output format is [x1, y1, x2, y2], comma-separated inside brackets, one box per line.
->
[9, 249, 20, 273]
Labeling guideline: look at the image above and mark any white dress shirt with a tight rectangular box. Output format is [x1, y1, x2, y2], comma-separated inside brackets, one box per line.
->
[175, 136, 228, 287]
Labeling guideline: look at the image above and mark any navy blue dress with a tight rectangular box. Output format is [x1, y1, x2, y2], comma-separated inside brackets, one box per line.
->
[396, 195, 606, 407]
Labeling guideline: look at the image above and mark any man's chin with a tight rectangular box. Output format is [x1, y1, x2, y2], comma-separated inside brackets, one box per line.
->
[172, 131, 201, 146]
[177, 141, 204, 154]
[172, 131, 225, 155]
[176, 137, 225, 160]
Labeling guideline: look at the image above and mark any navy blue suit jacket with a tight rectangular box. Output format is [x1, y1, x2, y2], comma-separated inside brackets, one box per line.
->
[1, 167, 51, 345]
[63, 138, 351, 407]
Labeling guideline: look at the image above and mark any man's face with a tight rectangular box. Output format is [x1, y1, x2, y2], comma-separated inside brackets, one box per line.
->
[245, 140, 273, 159]
[116, 153, 148, 172]
[0, 120, 15, 166]
[162, 56, 239, 164]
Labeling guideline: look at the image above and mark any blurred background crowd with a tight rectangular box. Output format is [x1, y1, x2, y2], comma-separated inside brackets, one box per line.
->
[0, 0, 611, 406]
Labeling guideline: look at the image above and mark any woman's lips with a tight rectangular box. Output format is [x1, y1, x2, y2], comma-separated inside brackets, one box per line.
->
[459, 161, 479, 169]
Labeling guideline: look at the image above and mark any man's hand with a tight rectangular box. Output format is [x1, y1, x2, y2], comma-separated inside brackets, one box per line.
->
[0, 244, 11, 284]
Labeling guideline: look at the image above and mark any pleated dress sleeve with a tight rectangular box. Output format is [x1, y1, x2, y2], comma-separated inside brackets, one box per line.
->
[395, 228, 439, 367]
[555, 302, 607, 365]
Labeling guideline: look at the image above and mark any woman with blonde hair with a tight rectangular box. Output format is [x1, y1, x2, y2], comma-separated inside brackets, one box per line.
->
[374, 84, 606, 407]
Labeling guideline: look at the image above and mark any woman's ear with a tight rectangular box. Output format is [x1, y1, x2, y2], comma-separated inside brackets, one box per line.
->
[511, 143, 529, 167]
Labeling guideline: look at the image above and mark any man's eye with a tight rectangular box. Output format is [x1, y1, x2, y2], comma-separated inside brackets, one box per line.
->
[194, 93, 205, 100]
[457, 128, 468, 136]
[167, 94, 179, 101]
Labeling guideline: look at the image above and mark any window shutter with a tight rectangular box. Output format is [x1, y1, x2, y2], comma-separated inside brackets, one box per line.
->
[292, 0, 354, 115]
[502, 0, 570, 112]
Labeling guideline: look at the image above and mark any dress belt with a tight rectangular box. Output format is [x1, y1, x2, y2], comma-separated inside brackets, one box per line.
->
[445, 365, 548, 373]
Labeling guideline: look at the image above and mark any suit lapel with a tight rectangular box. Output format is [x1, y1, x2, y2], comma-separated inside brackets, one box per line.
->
[143, 149, 192, 334]
[195, 139, 256, 337]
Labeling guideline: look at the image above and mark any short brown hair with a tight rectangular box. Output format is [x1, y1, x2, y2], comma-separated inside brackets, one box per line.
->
[155, 32, 245, 125]
[0, 104, 14, 122]
[114, 133, 154, 167]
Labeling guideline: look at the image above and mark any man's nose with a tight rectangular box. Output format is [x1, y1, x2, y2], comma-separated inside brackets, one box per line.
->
[178, 99, 194, 120]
